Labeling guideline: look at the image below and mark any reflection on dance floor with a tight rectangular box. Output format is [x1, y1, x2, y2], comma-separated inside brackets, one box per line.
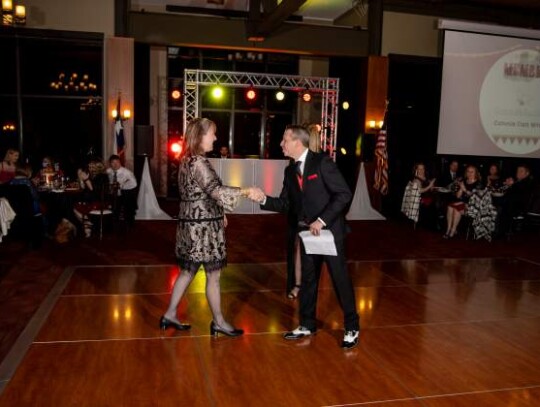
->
[2, 258, 540, 406]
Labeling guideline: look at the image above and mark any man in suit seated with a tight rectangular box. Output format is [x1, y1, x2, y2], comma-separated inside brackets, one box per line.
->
[248, 125, 360, 349]
[438, 159, 460, 189]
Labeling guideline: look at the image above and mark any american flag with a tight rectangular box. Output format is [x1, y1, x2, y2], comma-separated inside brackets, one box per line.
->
[374, 104, 389, 195]
[113, 95, 126, 160]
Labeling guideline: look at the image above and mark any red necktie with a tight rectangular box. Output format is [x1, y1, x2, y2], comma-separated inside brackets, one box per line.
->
[296, 161, 303, 190]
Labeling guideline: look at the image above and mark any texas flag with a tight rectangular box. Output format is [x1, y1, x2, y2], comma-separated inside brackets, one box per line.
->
[113, 95, 126, 160]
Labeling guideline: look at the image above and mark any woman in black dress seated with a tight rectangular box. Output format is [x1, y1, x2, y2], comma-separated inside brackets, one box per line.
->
[486, 164, 502, 191]
[444, 165, 482, 238]
[74, 159, 110, 237]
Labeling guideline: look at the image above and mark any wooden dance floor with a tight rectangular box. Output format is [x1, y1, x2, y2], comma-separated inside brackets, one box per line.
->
[3, 257, 540, 406]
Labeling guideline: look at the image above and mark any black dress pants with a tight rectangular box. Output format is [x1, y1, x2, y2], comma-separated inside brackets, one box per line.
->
[298, 238, 359, 332]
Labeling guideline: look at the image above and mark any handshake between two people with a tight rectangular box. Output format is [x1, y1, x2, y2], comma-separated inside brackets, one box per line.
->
[240, 187, 266, 203]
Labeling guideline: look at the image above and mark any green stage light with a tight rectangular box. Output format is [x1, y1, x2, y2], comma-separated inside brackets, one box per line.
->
[211, 86, 224, 99]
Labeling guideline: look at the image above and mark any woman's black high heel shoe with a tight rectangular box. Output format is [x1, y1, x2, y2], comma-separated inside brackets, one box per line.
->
[160, 316, 191, 331]
[210, 321, 244, 337]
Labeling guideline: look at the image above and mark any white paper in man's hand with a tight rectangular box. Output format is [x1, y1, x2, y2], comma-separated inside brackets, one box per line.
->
[299, 230, 337, 256]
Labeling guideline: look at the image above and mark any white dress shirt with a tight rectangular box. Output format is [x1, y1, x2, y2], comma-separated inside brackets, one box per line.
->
[106, 166, 137, 191]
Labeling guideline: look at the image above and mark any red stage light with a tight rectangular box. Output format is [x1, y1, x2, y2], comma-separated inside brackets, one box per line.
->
[170, 141, 182, 154]
[245, 88, 257, 101]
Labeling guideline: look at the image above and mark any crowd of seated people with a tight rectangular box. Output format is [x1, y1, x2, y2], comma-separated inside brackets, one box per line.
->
[0, 148, 138, 242]
[402, 158, 538, 240]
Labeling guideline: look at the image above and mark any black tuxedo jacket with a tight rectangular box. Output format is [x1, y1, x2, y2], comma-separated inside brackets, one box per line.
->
[261, 150, 352, 240]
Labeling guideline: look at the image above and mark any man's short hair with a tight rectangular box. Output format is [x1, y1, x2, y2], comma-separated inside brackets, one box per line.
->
[286, 124, 310, 147]
[517, 164, 531, 174]
[109, 154, 121, 163]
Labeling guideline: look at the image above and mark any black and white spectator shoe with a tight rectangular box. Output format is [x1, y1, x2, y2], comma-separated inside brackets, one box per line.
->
[283, 326, 313, 340]
[341, 330, 359, 349]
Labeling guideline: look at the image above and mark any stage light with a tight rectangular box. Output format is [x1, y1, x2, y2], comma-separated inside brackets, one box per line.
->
[170, 141, 183, 156]
[301, 89, 311, 103]
[340, 147, 347, 155]
[171, 89, 181, 100]
[211, 86, 224, 99]
[245, 87, 257, 101]
[342, 101, 350, 110]
[275, 90, 285, 101]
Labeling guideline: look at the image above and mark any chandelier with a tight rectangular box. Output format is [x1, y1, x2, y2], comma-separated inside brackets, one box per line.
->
[50, 72, 98, 93]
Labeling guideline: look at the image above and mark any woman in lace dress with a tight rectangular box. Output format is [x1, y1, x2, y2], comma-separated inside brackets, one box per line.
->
[160, 118, 255, 337]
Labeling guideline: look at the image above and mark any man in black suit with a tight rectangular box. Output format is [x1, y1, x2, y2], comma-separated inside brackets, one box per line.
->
[438, 159, 460, 188]
[250, 125, 360, 349]
[499, 164, 535, 235]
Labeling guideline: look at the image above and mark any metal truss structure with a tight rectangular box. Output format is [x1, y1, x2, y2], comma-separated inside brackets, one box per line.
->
[183, 69, 339, 159]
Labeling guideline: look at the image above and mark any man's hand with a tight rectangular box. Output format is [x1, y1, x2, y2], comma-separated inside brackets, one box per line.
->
[224, 214, 228, 228]
[309, 219, 324, 236]
[244, 187, 265, 203]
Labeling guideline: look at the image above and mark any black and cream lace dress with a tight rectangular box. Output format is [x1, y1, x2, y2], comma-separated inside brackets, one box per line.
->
[175, 155, 242, 273]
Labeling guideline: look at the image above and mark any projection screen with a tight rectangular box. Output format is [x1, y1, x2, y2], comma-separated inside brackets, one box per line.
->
[437, 22, 540, 158]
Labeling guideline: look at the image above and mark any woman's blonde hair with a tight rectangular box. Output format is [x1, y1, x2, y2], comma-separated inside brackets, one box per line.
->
[306, 124, 321, 153]
[465, 165, 481, 182]
[184, 118, 216, 157]
[88, 160, 105, 177]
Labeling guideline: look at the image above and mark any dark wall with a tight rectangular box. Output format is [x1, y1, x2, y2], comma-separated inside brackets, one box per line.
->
[329, 56, 366, 190]
[384, 54, 442, 216]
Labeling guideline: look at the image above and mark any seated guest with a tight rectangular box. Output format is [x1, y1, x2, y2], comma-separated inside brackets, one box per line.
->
[438, 159, 460, 189]
[10, 165, 41, 216]
[444, 165, 482, 238]
[74, 159, 110, 237]
[402, 163, 436, 227]
[412, 163, 436, 197]
[106, 155, 138, 227]
[33, 156, 63, 186]
[0, 148, 20, 185]
[498, 164, 535, 235]
[8, 164, 44, 246]
[486, 164, 502, 190]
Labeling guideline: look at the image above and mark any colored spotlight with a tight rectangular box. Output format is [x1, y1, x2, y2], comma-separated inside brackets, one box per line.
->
[340, 147, 347, 155]
[211, 86, 224, 99]
[301, 90, 311, 103]
[171, 89, 181, 100]
[342, 101, 350, 110]
[170, 142, 182, 154]
[245, 88, 257, 101]
[275, 90, 285, 101]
